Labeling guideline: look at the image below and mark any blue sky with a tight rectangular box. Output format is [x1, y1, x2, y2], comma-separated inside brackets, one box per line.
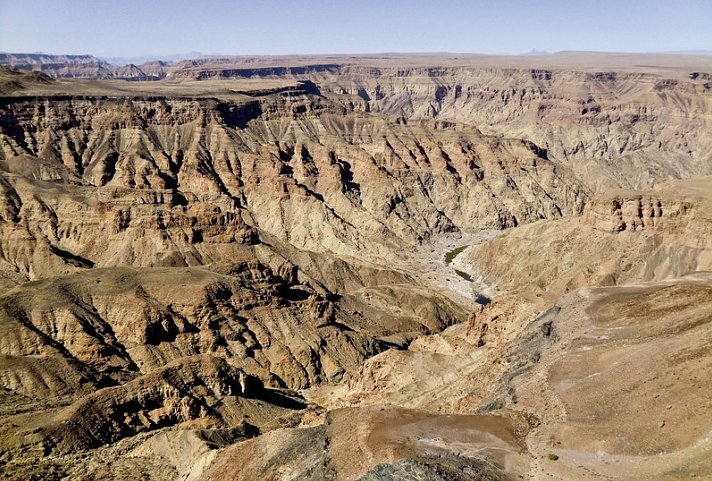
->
[0, 0, 710, 57]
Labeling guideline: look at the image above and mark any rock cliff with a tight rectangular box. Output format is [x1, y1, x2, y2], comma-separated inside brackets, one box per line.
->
[1, 54, 711, 481]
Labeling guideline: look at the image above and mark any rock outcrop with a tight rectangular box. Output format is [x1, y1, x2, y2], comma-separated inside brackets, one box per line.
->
[0, 53, 167, 80]
[1, 54, 712, 481]
[0, 94, 586, 277]
[459, 177, 712, 302]
[158, 59, 712, 191]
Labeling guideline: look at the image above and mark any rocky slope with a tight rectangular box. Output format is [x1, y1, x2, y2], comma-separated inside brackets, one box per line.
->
[0, 66, 53, 95]
[0, 55, 711, 480]
[344, 68, 712, 191]
[5, 52, 711, 191]
[460, 176, 712, 302]
[166, 58, 712, 191]
[0, 93, 586, 277]
[0, 53, 167, 80]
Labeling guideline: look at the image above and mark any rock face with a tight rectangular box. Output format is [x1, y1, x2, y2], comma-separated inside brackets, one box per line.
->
[1, 54, 712, 481]
[0, 261, 465, 462]
[0, 66, 54, 96]
[0, 53, 166, 80]
[461, 177, 712, 302]
[0, 94, 585, 273]
[335, 68, 712, 191]
[163, 59, 712, 191]
[310, 273, 712, 481]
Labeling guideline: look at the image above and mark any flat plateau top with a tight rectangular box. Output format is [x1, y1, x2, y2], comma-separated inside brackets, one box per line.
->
[1, 51, 711, 99]
[171, 51, 712, 72]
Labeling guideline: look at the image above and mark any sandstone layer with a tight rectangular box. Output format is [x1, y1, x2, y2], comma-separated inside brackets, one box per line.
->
[0, 54, 711, 480]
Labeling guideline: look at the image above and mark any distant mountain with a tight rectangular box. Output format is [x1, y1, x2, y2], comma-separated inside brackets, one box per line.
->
[0, 52, 167, 80]
[520, 49, 551, 56]
[100, 52, 225, 66]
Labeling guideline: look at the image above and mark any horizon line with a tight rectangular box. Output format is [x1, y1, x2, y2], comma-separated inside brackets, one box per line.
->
[2, 49, 712, 61]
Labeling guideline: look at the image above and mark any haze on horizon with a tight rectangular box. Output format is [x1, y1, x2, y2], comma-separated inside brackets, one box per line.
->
[1, 0, 711, 60]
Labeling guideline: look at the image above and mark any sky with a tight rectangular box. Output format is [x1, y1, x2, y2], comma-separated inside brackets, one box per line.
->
[0, 0, 710, 58]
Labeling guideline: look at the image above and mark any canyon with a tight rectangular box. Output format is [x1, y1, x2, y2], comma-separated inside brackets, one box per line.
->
[0, 52, 711, 480]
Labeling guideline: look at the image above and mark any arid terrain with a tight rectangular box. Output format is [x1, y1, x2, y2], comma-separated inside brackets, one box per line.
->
[0, 52, 711, 480]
